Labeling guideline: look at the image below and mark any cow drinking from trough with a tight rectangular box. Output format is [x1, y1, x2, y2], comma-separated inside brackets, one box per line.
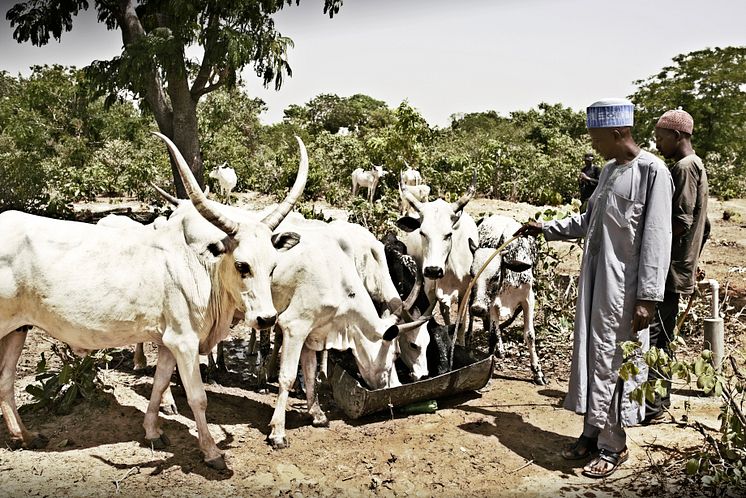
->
[267, 228, 429, 448]
[469, 215, 546, 385]
[0, 133, 308, 469]
[351, 164, 387, 203]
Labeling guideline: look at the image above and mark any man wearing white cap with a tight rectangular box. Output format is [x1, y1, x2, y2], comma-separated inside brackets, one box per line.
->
[515, 98, 673, 478]
[644, 109, 710, 424]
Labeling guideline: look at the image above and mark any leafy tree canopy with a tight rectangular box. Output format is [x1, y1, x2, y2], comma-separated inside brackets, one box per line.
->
[283, 92, 393, 134]
[6, 0, 342, 195]
[630, 46, 746, 160]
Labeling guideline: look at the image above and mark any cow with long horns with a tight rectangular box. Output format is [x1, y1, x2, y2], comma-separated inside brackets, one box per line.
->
[0, 133, 308, 469]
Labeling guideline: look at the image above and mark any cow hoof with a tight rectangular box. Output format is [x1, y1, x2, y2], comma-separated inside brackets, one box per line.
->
[146, 433, 170, 449]
[533, 375, 547, 386]
[160, 404, 179, 416]
[268, 436, 288, 449]
[7, 438, 23, 450]
[312, 416, 329, 428]
[27, 433, 49, 449]
[205, 455, 228, 471]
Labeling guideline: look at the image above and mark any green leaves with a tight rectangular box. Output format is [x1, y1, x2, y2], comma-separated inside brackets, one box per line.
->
[24, 345, 111, 415]
[631, 46, 746, 198]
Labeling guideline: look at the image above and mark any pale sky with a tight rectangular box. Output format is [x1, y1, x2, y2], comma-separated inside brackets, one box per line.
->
[1, 0, 745, 128]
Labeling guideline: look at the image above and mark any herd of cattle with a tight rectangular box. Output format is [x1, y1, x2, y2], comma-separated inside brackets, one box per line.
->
[0, 135, 544, 470]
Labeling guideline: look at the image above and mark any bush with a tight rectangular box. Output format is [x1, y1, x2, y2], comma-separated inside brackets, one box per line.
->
[706, 151, 746, 200]
[24, 344, 112, 415]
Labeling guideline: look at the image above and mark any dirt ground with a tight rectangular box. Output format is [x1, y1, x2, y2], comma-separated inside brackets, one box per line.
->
[1, 195, 744, 497]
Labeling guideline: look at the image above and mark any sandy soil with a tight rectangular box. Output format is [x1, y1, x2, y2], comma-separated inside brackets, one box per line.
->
[1, 195, 744, 497]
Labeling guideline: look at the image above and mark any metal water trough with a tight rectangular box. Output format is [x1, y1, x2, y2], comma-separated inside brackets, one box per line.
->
[329, 354, 495, 419]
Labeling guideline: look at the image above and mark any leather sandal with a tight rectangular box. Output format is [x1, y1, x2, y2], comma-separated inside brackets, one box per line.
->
[582, 447, 629, 478]
[561, 434, 598, 460]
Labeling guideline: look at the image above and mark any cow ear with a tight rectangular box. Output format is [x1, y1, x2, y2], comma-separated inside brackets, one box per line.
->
[468, 237, 478, 254]
[207, 241, 225, 257]
[272, 232, 301, 252]
[383, 325, 400, 341]
[207, 236, 236, 257]
[396, 216, 421, 232]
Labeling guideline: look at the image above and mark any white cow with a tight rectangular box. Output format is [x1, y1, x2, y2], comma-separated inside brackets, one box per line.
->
[470, 215, 545, 385]
[208, 162, 238, 204]
[400, 163, 422, 186]
[0, 133, 308, 469]
[267, 228, 429, 448]
[397, 176, 479, 352]
[96, 214, 168, 373]
[399, 183, 431, 217]
[351, 164, 387, 203]
[275, 216, 426, 381]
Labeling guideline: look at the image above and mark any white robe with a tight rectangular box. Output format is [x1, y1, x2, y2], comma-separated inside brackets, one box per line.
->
[543, 150, 673, 428]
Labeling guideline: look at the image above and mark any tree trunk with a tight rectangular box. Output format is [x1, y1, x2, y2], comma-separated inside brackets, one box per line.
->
[168, 89, 204, 198]
[117, 0, 203, 198]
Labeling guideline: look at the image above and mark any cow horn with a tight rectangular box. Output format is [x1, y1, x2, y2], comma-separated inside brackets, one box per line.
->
[149, 182, 179, 206]
[402, 264, 422, 311]
[152, 132, 238, 236]
[450, 169, 477, 213]
[395, 315, 431, 334]
[262, 136, 309, 231]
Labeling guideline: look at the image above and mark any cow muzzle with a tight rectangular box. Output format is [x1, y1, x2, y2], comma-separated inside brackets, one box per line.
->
[423, 266, 444, 279]
[256, 314, 277, 329]
[470, 303, 488, 318]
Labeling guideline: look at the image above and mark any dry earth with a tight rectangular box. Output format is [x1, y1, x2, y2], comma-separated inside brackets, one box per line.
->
[0, 195, 744, 497]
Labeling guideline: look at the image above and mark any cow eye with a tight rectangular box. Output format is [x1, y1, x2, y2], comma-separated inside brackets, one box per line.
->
[445, 233, 452, 240]
[235, 261, 251, 277]
[409, 342, 420, 351]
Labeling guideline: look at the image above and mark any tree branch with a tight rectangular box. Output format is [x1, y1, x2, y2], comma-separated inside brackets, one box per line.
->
[117, 0, 173, 135]
[190, 12, 220, 97]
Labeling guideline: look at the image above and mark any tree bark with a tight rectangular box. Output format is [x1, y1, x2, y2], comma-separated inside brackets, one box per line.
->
[117, 0, 203, 198]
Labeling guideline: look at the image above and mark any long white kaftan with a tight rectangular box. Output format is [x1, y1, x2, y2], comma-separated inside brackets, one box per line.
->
[542, 150, 673, 428]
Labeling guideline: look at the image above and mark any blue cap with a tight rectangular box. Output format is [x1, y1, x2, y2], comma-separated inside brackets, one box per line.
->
[586, 98, 634, 128]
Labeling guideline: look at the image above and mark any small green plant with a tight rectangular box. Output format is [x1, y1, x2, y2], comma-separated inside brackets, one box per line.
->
[530, 205, 582, 337]
[620, 333, 746, 493]
[346, 194, 400, 239]
[24, 344, 112, 415]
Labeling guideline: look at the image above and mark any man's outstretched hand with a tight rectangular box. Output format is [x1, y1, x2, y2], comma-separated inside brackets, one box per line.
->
[513, 221, 543, 238]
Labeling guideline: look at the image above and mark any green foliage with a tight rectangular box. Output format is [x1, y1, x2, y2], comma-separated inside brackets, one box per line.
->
[705, 151, 746, 200]
[346, 194, 400, 240]
[0, 66, 166, 213]
[531, 204, 582, 337]
[631, 46, 746, 198]
[24, 344, 112, 415]
[620, 335, 746, 492]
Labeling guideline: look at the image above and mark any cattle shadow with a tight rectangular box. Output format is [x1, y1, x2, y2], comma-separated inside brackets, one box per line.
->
[5, 395, 229, 478]
[327, 391, 483, 428]
[458, 404, 579, 475]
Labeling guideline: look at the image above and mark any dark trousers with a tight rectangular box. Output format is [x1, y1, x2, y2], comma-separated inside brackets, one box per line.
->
[646, 291, 680, 415]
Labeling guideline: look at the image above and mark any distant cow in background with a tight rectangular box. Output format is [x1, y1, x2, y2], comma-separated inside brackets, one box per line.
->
[208, 162, 238, 204]
[469, 214, 545, 385]
[400, 162, 422, 186]
[399, 183, 431, 216]
[351, 164, 387, 203]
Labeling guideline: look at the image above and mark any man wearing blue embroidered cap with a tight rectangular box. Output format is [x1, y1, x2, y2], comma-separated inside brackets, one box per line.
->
[515, 98, 673, 478]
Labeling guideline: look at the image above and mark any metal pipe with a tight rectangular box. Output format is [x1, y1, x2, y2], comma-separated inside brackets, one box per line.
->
[697, 278, 724, 371]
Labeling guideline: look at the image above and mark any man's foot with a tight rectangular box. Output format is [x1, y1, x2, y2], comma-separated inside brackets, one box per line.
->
[641, 409, 666, 426]
[561, 434, 598, 460]
[582, 447, 628, 478]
